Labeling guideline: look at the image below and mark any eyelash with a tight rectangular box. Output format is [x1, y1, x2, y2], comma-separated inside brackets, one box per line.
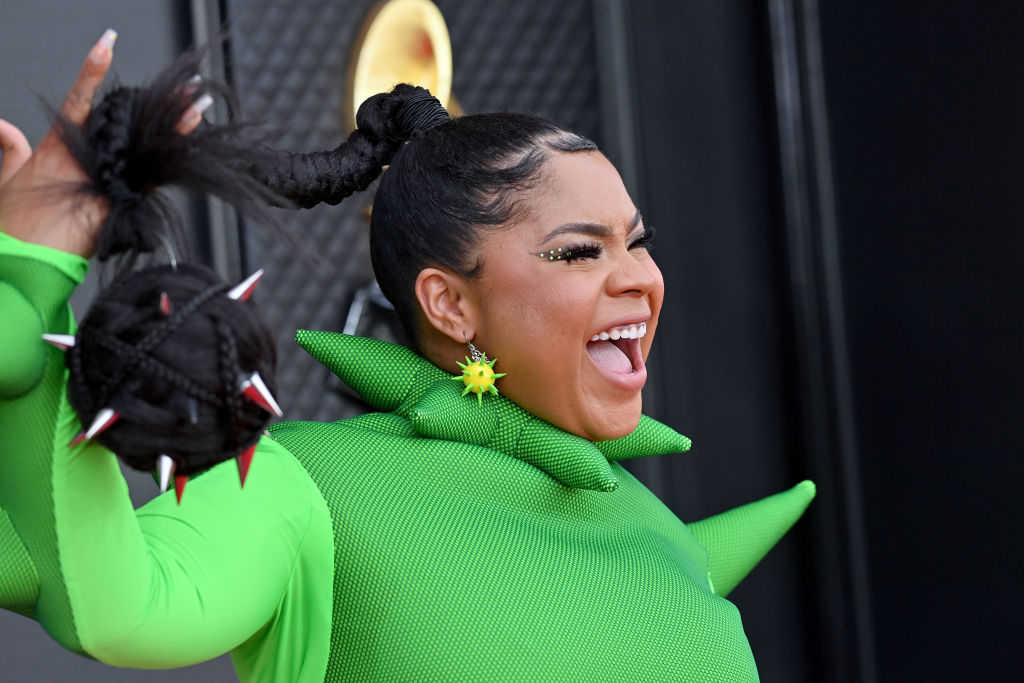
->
[631, 224, 656, 251]
[556, 226, 657, 263]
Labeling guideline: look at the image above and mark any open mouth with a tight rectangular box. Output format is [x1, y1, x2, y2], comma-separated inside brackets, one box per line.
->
[586, 322, 647, 376]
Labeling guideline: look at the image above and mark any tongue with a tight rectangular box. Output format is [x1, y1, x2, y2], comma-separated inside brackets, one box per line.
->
[586, 339, 633, 374]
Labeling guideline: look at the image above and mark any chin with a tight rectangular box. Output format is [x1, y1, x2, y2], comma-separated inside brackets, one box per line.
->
[578, 397, 643, 442]
[505, 375, 644, 442]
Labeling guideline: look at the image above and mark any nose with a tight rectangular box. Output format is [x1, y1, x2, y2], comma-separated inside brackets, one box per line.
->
[606, 248, 662, 298]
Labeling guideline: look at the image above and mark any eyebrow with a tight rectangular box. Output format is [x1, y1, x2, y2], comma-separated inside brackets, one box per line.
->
[539, 209, 643, 245]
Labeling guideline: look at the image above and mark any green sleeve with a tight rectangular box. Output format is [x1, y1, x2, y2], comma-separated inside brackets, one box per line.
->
[0, 232, 334, 681]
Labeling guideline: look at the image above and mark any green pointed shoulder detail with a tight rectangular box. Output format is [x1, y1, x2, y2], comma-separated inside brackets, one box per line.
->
[408, 378, 617, 491]
[296, 331, 446, 411]
[295, 332, 693, 492]
[596, 415, 692, 461]
[688, 480, 816, 596]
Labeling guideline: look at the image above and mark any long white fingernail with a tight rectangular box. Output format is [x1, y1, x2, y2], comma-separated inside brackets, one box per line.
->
[100, 29, 118, 49]
[184, 75, 203, 97]
[192, 94, 214, 115]
[90, 28, 118, 63]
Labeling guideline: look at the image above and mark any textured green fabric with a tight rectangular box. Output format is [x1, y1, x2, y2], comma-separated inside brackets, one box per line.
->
[0, 233, 335, 681]
[689, 480, 817, 597]
[297, 331, 693, 492]
[279, 331, 809, 680]
[0, 280, 46, 398]
[0, 507, 37, 617]
[1, 233, 815, 681]
[0, 231, 88, 651]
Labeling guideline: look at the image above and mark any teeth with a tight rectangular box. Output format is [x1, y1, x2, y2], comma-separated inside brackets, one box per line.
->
[590, 322, 648, 343]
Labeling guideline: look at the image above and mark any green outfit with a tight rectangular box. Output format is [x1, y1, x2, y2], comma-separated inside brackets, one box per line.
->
[0, 231, 815, 681]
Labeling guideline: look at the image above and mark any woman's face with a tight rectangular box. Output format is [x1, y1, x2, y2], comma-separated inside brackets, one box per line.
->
[470, 151, 664, 441]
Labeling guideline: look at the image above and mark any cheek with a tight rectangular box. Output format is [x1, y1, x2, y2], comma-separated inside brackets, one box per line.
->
[481, 274, 598, 413]
[648, 258, 666, 309]
[642, 260, 666, 358]
[495, 273, 597, 344]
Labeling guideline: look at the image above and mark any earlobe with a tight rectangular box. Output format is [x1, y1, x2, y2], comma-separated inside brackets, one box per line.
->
[414, 267, 477, 344]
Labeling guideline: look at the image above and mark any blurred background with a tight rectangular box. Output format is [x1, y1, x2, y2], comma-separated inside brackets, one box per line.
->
[1, 1, 1021, 681]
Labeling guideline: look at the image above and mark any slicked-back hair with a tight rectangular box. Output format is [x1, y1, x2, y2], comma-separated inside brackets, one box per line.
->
[368, 113, 597, 346]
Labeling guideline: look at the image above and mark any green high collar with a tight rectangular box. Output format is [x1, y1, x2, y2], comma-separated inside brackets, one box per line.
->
[296, 331, 691, 492]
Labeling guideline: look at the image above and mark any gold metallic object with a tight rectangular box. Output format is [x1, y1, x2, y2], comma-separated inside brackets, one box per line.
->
[345, 0, 456, 131]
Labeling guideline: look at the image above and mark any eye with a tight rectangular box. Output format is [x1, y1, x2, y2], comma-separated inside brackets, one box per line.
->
[628, 224, 656, 252]
[559, 242, 603, 263]
[537, 242, 603, 263]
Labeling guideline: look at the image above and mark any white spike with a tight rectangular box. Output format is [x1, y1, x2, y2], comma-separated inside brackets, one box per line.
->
[42, 333, 76, 350]
[226, 268, 264, 301]
[85, 407, 119, 439]
[157, 454, 176, 493]
[240, 372, 283, 417]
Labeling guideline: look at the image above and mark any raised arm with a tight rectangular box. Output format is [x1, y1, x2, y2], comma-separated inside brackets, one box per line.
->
[0, 33, 333, 679]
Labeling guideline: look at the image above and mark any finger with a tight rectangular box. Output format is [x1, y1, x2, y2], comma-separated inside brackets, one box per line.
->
[60, 29, 118, 128]
[0, 119, 32, 185]
[175, 93, 214, 136]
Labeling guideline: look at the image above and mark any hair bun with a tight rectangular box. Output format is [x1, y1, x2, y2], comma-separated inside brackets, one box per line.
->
[66, 264, 278, 477]
[355, 84, 450, 145]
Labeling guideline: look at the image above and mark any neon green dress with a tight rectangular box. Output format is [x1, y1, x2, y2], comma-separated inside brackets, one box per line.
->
[0, 231, 815, 681]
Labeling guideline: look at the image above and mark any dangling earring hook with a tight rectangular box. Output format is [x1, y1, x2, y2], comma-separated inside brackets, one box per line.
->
[464, 332, 483, 363]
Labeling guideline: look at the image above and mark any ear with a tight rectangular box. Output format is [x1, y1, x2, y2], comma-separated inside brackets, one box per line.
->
[414, 267, 479, 344]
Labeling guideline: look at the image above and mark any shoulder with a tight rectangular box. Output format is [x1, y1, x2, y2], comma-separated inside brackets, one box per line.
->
[269, 413, 417, 458]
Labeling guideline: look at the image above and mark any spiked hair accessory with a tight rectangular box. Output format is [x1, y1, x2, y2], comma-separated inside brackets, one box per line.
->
[451, 338, 507, 405]
[53, 263, 280, 503]
[39, 47, 456, 502]
[38, 48, 306, 504]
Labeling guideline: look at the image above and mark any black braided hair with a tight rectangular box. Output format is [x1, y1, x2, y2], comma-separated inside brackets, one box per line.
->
[53, 49, 453, 479]
[57, 48, 286, 261]
[66, 264, 276, 476]
[52, 48, 290, 480]
[370, 114, 597, 346]
[247, 84, 449, 208]
[237, 84, 597, 349]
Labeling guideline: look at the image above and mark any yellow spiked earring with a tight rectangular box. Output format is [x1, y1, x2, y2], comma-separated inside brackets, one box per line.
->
[452, 338, 507, 405]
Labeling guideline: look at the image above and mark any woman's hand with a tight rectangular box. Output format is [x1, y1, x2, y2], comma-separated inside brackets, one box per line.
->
[0, 30, 117, 258]
[0, 30, 206, 259]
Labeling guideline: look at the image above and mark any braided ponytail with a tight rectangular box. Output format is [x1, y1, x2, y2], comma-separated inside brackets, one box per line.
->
[247, 84, 450, 208]
[55, 47, 450, 487]
[55, 49, 288, 489]
[58, 48, 286, 261]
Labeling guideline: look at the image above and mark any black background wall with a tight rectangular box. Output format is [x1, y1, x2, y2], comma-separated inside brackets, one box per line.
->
[627, 4, 816, 680]
[1, 2, 1021, 681]
[818, 2, 1024, 679]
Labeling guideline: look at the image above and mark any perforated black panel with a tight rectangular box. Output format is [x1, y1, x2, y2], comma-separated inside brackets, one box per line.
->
[224, 0, 601, 420]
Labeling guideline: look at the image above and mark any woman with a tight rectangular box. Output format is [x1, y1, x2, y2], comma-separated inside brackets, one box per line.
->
[0, 32, 814, 681]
